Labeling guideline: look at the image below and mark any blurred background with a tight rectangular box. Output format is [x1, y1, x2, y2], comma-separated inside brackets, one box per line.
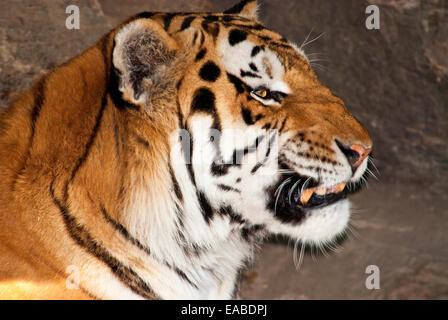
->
[0, 0, 447, 299]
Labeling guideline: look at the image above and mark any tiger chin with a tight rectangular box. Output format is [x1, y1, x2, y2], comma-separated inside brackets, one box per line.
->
[0, 0, 372, 300]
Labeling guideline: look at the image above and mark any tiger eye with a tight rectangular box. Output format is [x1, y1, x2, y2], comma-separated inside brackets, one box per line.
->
[258, 89, 267, 98]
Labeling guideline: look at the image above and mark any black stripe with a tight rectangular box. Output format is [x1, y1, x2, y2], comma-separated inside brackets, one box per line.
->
[201, 21, 220, 40]
[241, 106, 255, 125]
[25, 79, 46, 151]
[278, 117, 287, 133]
[251, 132, 276, 174]
[179, 16, 195, 31]
[232, 135, 264, 165]
[114, 122, 121, 163]
[135, 135, 150, 148]
[221, 15, 243, 23]
[184, 128, 196, 188]
[240, 69, 261, 78]
[270, 41, 293, 49]
[249, 62, 258, 72]
[191, 88, 216, 114]
[174, 267, 198, 289]
[222, 22, 265, 32]
[99, 204, 151, 255]
[240, 23, 265, 31]
[259, 35, 273, 42]
[49, 181, 156, 299]
[203, 15, 219, 23]
[65, 90, 108, 200]
[250, 162, 263, 174]
[176, 77, 184, 91]
[226, 73, 245, 94]
[176, 98, 184, 128]
[210, 162, 231, 176]
[163, 13, 175, 31]
[11, 77, 46, 191]
[180, 240, 203, 258]
[251, 45, 264, 57]
[224, 0, 255, 14]
[170, 165, 183, 202]
[217, 184, 241, 193]
[134, 12, 156, 20]
[270, 91, 287, 103]
[195, 48, 207, 61]
[218, 206, 245, 225]
[228, 29, 248, 46]
[192, 31, 198, 45]
[211, 135, 264, 176]
[198, 191, 214, 223]
[199, 30, 205, 46]
[241, 224, 265, 241]
[199, 61, 221, 82]
[262, 122, 271, 130]
[100, 35, 111, 76]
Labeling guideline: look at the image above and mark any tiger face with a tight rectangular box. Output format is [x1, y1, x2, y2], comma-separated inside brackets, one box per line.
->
[113, 0, 372, 250]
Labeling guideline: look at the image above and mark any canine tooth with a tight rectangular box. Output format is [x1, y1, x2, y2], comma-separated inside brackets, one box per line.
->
[300, 188, 314, 205]
[336, 182, 347, 192]
[315, 188, 327, 195]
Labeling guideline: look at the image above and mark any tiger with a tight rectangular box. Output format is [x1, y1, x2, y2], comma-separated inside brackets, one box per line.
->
[0, 0, 372, 299]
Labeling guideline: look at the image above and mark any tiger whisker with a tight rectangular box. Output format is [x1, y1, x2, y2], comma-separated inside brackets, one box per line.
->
[306, 52, 326, 57]
[288, 179, 302, 205]
[308, 58, 329, 63]
[310, 63, 328, 71]
[301, 177, 312, 194]
[300, 27, 315, 50]
[301, 31, 325, 49]
[293, 240, 305, 271]
[319, 242, 329, 258]
[369, 158, 380, 176]
[365, 167, 379, 181]
[274, 177, 292, 214]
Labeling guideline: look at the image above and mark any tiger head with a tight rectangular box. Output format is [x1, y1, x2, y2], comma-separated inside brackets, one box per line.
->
[112, 0, 372, 248]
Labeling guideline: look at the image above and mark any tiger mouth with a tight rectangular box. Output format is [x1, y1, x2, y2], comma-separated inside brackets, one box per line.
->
[268, 170, 349, 220]
[296, 182, 348, 209]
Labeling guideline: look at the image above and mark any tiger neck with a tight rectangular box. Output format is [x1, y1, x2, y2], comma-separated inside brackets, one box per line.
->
[111, 113, 255, 298]
[117, 114, 252, 258]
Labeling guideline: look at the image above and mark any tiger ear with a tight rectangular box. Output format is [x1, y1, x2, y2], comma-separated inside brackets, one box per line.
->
[224, 0, 259, 20]
[112, 19, 179, 106]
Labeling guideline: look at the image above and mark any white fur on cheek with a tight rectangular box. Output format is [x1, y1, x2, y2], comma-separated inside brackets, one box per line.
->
[272, 200, 351, 245]
[351, 156, 369, 182]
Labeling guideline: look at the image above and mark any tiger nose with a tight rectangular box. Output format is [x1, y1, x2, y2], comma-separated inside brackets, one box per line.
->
[350, 144, 372, 167]
[336, 140, 372, 169]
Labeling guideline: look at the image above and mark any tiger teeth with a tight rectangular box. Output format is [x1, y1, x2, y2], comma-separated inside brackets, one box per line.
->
[300, 188, 314, 205]
[299, 182, 347, 206]
[315, 187, 327, 195]
[335, 182, 347, 192]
